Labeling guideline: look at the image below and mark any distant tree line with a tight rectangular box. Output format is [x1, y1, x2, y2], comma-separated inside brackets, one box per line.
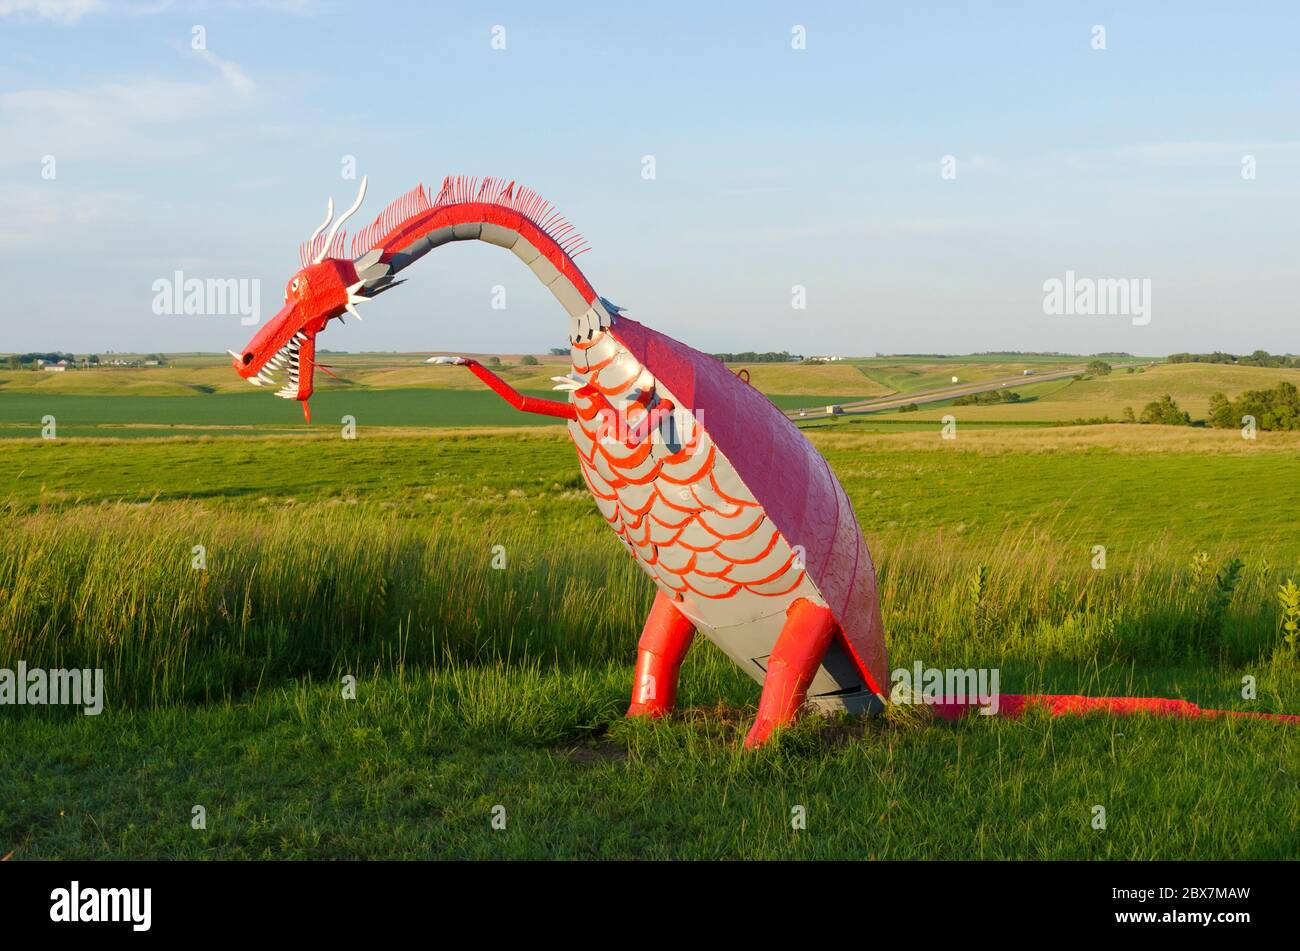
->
[1168, 350, 1299, 368]
[971, 351, 1134, 358]
[1063, 415, 1127, 426]
[895, 351, 1134, 359]
[7, 351, 78, 367]
[1208, 382, 1300, 431]
[1109, 386, 1300, 431]
[5, 352, 171, 369]
[954, 390, 1022, 405]
[711, 351, 799, 363]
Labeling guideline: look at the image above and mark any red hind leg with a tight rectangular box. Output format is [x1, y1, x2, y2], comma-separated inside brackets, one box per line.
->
[626, 591, 696, 718]
[745, 599, 837, 748]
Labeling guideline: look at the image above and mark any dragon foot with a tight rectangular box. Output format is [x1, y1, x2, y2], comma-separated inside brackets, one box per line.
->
[626, 591, 696, 719]
[744, 598, 837, 748]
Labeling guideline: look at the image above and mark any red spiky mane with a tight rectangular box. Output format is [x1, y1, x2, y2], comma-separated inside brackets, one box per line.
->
[297, 176, 591, 268]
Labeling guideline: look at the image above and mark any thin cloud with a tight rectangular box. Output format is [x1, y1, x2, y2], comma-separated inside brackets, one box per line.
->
[680, 216, 987, 245]
[918, 154, 999, 174]
[0, 78, 233, 165]
[0, 0, 104, 22]
[0, 183, 127, 249]
[722, 185, 793, 196]
[1113, 140, 1300, 161]
[194, 47, 255, 98]
[0, 42, 256, 167]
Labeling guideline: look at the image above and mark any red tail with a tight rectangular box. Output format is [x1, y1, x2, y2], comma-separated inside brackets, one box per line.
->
[931, 694, 1299, 723]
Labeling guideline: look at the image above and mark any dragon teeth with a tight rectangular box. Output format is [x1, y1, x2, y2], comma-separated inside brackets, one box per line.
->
[248, 337, 305, 394]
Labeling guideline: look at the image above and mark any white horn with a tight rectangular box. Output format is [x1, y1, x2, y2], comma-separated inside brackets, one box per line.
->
[306, 197, 334, 253]
[314, 176, 367, 264]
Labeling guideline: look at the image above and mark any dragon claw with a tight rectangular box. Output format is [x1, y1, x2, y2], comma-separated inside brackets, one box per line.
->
[626, 701, 671, 719]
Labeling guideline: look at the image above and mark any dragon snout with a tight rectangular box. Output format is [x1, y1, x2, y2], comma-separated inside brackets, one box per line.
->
[241, 330, 315, 397]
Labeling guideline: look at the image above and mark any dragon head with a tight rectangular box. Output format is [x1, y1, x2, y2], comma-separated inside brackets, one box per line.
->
[231, 177, 399, 421]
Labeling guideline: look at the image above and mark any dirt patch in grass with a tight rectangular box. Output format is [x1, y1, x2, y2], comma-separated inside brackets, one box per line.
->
[562, 738, 627, 765]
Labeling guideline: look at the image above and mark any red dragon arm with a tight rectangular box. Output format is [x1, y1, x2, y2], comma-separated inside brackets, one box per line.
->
[451, 358, 576, 420]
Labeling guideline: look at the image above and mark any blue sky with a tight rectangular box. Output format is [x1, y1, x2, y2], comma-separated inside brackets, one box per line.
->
[2, 0, 1297, 357]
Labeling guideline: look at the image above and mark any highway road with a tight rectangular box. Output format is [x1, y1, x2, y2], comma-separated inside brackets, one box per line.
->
[786, 362, 1147, 421]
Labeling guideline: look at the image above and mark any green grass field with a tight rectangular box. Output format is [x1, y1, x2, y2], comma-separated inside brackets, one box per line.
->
[856, 360, 1063, 394]
[0, 389, 570, 436]
[873, 363, 1300, 423]
[12, 355, 1297, 434]
[0, 389, 871, 438]
[2, 425, 1298, 859]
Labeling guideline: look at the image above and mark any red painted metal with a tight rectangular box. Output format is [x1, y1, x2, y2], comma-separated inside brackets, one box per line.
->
[744, 598, 838, 748]
[931, 695, 1300, 723]
[462, 359, 576, 420]
[627, 590, 697, 718]
[233, 175, 1296, 746]
[607, 315, 887, 696]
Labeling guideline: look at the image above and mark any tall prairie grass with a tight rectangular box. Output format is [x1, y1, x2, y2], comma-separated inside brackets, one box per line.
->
[1, 501, 1291, 709]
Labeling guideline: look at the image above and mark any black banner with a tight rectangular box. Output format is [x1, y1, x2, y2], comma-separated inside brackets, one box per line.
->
[0, 860, 1287, 938]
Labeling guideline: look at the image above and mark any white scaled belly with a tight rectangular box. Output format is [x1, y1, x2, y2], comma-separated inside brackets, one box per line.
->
[564, 333, 839, 689]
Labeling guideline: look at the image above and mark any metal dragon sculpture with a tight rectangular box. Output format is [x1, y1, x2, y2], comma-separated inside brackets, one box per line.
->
[232, 175, 1297, 743]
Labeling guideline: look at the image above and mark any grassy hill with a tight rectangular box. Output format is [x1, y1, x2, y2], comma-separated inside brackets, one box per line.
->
[856, 360, 1073, 394]
[726, 362, 889, 397]
[0, 354, 572, 397]
[873, 363, 1300, 423]
[0, 354, 877, 436]
[0, 355, 887, 400]
[11, 355, 1297, 436]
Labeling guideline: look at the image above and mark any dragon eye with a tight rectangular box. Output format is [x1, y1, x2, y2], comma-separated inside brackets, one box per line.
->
[291, 278, 300, 292]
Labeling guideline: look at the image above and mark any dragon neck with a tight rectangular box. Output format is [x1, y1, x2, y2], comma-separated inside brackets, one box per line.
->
[349, 178, 612, 350]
